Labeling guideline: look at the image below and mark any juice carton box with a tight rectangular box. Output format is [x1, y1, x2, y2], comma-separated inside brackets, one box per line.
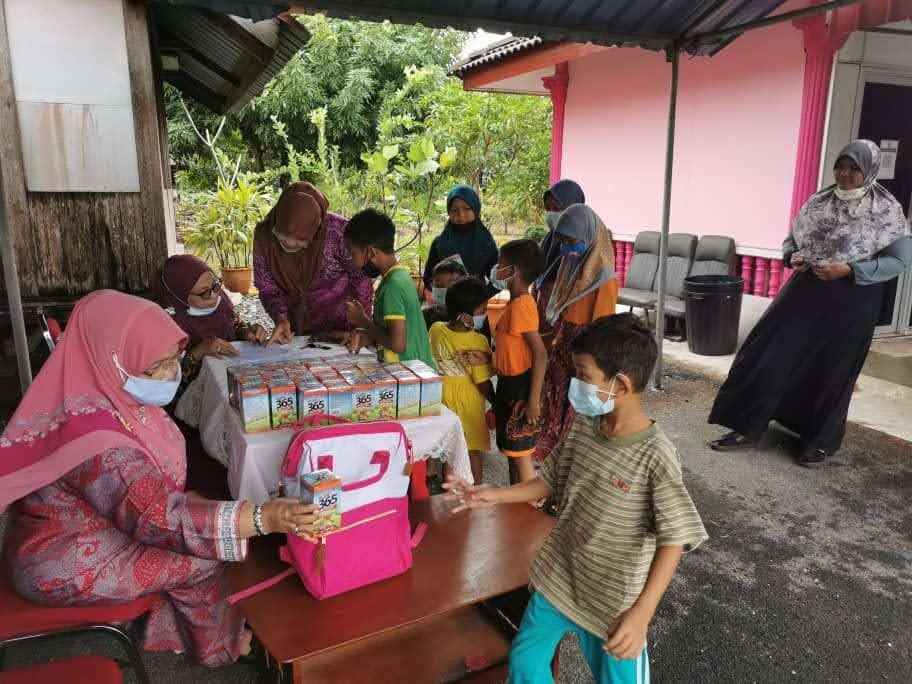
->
[300, 469, 342, 534]
[268, 375, 298, 429]
[237, 380, 271, 433]
[383, 364, 421, 419]
[323, 377, 353, 419]
[343, 372, 379, 422]
[401, 360, 443, 417]
[366, 369, 398, 420]
[296, 376, 329, 418]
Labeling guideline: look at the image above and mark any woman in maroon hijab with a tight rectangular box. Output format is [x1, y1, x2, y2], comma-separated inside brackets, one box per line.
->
[253, 182, 373, 344]
[154, 254, 268, 384]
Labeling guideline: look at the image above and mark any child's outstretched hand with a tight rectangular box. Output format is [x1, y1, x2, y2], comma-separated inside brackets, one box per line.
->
[603, 606, 649, 660]
[442, 475, 498, 513]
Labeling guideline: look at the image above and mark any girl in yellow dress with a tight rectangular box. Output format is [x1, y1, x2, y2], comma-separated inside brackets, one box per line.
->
[428, 277, 494, 484]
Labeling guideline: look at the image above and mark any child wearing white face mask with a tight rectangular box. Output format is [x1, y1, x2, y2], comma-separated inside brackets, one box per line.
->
[445, 314, 707, 684]
[423, 257, 468, 329]
[428, 277, 494, 485]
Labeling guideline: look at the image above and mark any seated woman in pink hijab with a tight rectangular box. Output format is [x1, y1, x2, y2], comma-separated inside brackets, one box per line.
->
[0, 291, 315, 667]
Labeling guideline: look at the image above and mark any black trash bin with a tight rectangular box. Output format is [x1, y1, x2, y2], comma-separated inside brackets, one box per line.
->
[683, 275, 744, 356]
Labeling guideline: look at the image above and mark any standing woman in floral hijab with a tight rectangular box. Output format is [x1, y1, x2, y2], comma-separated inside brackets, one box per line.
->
[710, 140, 911, 466]
[532, 204, 618, 462]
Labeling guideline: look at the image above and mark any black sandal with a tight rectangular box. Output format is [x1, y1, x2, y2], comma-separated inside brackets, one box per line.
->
[798, 448, 829, 468]
[709, 432, 757, 452]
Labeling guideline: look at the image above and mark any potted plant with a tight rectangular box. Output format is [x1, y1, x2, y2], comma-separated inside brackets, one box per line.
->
[182, 178, 273, 294]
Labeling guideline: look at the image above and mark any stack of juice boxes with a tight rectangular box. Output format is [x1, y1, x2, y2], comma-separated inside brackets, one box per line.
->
[228, 357, 442, 433]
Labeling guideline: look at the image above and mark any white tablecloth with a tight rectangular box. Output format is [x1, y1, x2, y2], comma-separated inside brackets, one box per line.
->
[174, 338, 472, 503]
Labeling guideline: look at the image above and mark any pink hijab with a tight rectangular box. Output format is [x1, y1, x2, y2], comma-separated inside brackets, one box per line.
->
[0, 290, 189, 507]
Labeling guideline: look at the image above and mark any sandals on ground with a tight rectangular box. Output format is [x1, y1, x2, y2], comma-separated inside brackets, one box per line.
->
[709, 431, 758, 452]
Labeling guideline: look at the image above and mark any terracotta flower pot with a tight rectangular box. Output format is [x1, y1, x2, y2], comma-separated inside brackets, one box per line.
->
[222, 267, 252, 295]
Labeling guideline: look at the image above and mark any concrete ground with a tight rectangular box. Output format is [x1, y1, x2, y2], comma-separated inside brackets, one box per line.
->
[4, 362, 910, 683]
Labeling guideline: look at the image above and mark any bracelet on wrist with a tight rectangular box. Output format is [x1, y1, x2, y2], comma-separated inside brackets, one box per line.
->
[253, 504, 266, 536]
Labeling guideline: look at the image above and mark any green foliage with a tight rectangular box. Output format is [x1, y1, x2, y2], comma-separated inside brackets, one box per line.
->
[181, 178, 275, 270]
[523, 223, 549, 242]
[169, 17, 552, 274]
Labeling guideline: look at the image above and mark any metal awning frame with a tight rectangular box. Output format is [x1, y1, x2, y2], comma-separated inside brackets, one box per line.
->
[0, 0, 863, 395]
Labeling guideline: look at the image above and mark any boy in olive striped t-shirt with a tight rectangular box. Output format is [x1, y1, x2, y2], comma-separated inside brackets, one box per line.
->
[446, 314, 707, 684]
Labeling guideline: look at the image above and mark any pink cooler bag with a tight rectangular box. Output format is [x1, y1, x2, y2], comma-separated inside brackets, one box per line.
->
[230, 415, 426, 603]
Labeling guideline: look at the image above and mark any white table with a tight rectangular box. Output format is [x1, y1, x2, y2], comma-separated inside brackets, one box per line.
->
[175, 338, 472, 503]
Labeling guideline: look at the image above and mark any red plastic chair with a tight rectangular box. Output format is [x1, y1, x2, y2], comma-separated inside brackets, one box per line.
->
[0, 571, 157, 684]
[0, 655, 123, 684]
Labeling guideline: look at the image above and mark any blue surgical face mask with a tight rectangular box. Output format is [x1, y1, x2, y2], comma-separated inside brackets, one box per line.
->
[490, 264, 514, 291]
[560, 241, 588, 259]
[568, 377, 616, 416]
[114, 354, 182, 407]
[472, 314, 487, 330]
[545, 211, 561, 231]
[432, 287, 448, 310]
[187, 295, 221, 317]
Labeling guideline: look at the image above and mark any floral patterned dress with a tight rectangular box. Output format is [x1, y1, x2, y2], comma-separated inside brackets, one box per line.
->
[5, 442, 247, 667]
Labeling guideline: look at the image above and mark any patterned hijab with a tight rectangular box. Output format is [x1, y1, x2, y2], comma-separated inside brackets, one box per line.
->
[0, 291, 188, 506]
[253, 182, 329, 300]
[545, 204, 615, 325]
[793, 140, 909, 263]
[153, 254, 236, 346]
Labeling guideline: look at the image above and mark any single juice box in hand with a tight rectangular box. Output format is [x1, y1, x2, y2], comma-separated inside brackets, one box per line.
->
[238, 380, 271, 433]
[401, 360, 443, 417]
[384, 364, 421, 419]
[300, 469, 342, 534]
[268, 376, 298, 428]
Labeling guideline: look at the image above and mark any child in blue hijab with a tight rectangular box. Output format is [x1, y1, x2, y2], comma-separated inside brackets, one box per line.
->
[423, 185, 499, 295]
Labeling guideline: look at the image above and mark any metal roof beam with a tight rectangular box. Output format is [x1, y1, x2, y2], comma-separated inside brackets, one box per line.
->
[289, 2, 674, 49]
[684, 0, 861, 49]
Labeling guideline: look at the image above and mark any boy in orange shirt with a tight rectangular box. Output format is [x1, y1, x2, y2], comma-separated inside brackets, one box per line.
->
[490, 239, 548, 483]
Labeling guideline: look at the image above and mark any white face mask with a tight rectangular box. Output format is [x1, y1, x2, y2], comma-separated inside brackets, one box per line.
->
[114, 354, 181, 407]
[490, 264, 513, 291]
[432, 287, 448, 310]
[834, 186, 867, 201]
[187, 295, 221, 317]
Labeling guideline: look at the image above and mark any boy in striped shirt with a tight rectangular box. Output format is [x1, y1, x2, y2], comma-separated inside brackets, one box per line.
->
[446, 314, 707, 684]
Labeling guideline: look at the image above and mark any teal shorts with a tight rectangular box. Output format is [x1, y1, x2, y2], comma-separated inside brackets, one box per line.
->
[508, 592, 650, 684]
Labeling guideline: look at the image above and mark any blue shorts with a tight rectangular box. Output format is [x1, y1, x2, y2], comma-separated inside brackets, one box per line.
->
[508, 592, 650, 684]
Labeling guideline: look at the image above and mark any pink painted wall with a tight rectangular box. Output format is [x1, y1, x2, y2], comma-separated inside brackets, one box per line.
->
[562, 21, 806, 251]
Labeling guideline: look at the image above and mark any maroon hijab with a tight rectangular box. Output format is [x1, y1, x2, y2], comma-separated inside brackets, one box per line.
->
[153, 255, 236, 345]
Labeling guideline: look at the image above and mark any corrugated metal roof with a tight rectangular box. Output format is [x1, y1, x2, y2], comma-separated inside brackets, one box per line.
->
[282, 0, 791, 55]
[152, 1, 288, 23]
[152, 4, 309, 113]
[451, 36, 544, 76]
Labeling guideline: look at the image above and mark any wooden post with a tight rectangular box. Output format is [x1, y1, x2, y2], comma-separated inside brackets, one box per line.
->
[123, 0, 169, 290]
[0, 0, 33, 391]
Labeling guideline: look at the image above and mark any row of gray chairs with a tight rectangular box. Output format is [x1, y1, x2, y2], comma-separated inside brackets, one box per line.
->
[619, 232, 736, 320]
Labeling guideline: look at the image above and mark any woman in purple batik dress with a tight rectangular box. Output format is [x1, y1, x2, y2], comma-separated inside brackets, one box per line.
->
[253, 182, 373, 345]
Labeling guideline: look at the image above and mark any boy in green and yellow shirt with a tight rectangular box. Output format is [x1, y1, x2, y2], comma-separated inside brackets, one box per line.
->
[344, 209, 435, 369]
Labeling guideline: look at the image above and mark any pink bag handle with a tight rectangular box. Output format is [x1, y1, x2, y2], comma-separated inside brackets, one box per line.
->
[226, 567, 296, 605]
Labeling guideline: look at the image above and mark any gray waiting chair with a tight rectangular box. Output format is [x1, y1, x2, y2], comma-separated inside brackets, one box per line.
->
[690, 235, 736, 278]
[659, 233, 698, 319]
[619, 231, 660, 313]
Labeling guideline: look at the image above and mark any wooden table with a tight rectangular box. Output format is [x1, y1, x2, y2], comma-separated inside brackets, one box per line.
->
[229, 496, 554, 683]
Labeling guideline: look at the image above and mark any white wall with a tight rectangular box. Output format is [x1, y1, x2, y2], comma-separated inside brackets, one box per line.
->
[4, 0, 140, 192]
